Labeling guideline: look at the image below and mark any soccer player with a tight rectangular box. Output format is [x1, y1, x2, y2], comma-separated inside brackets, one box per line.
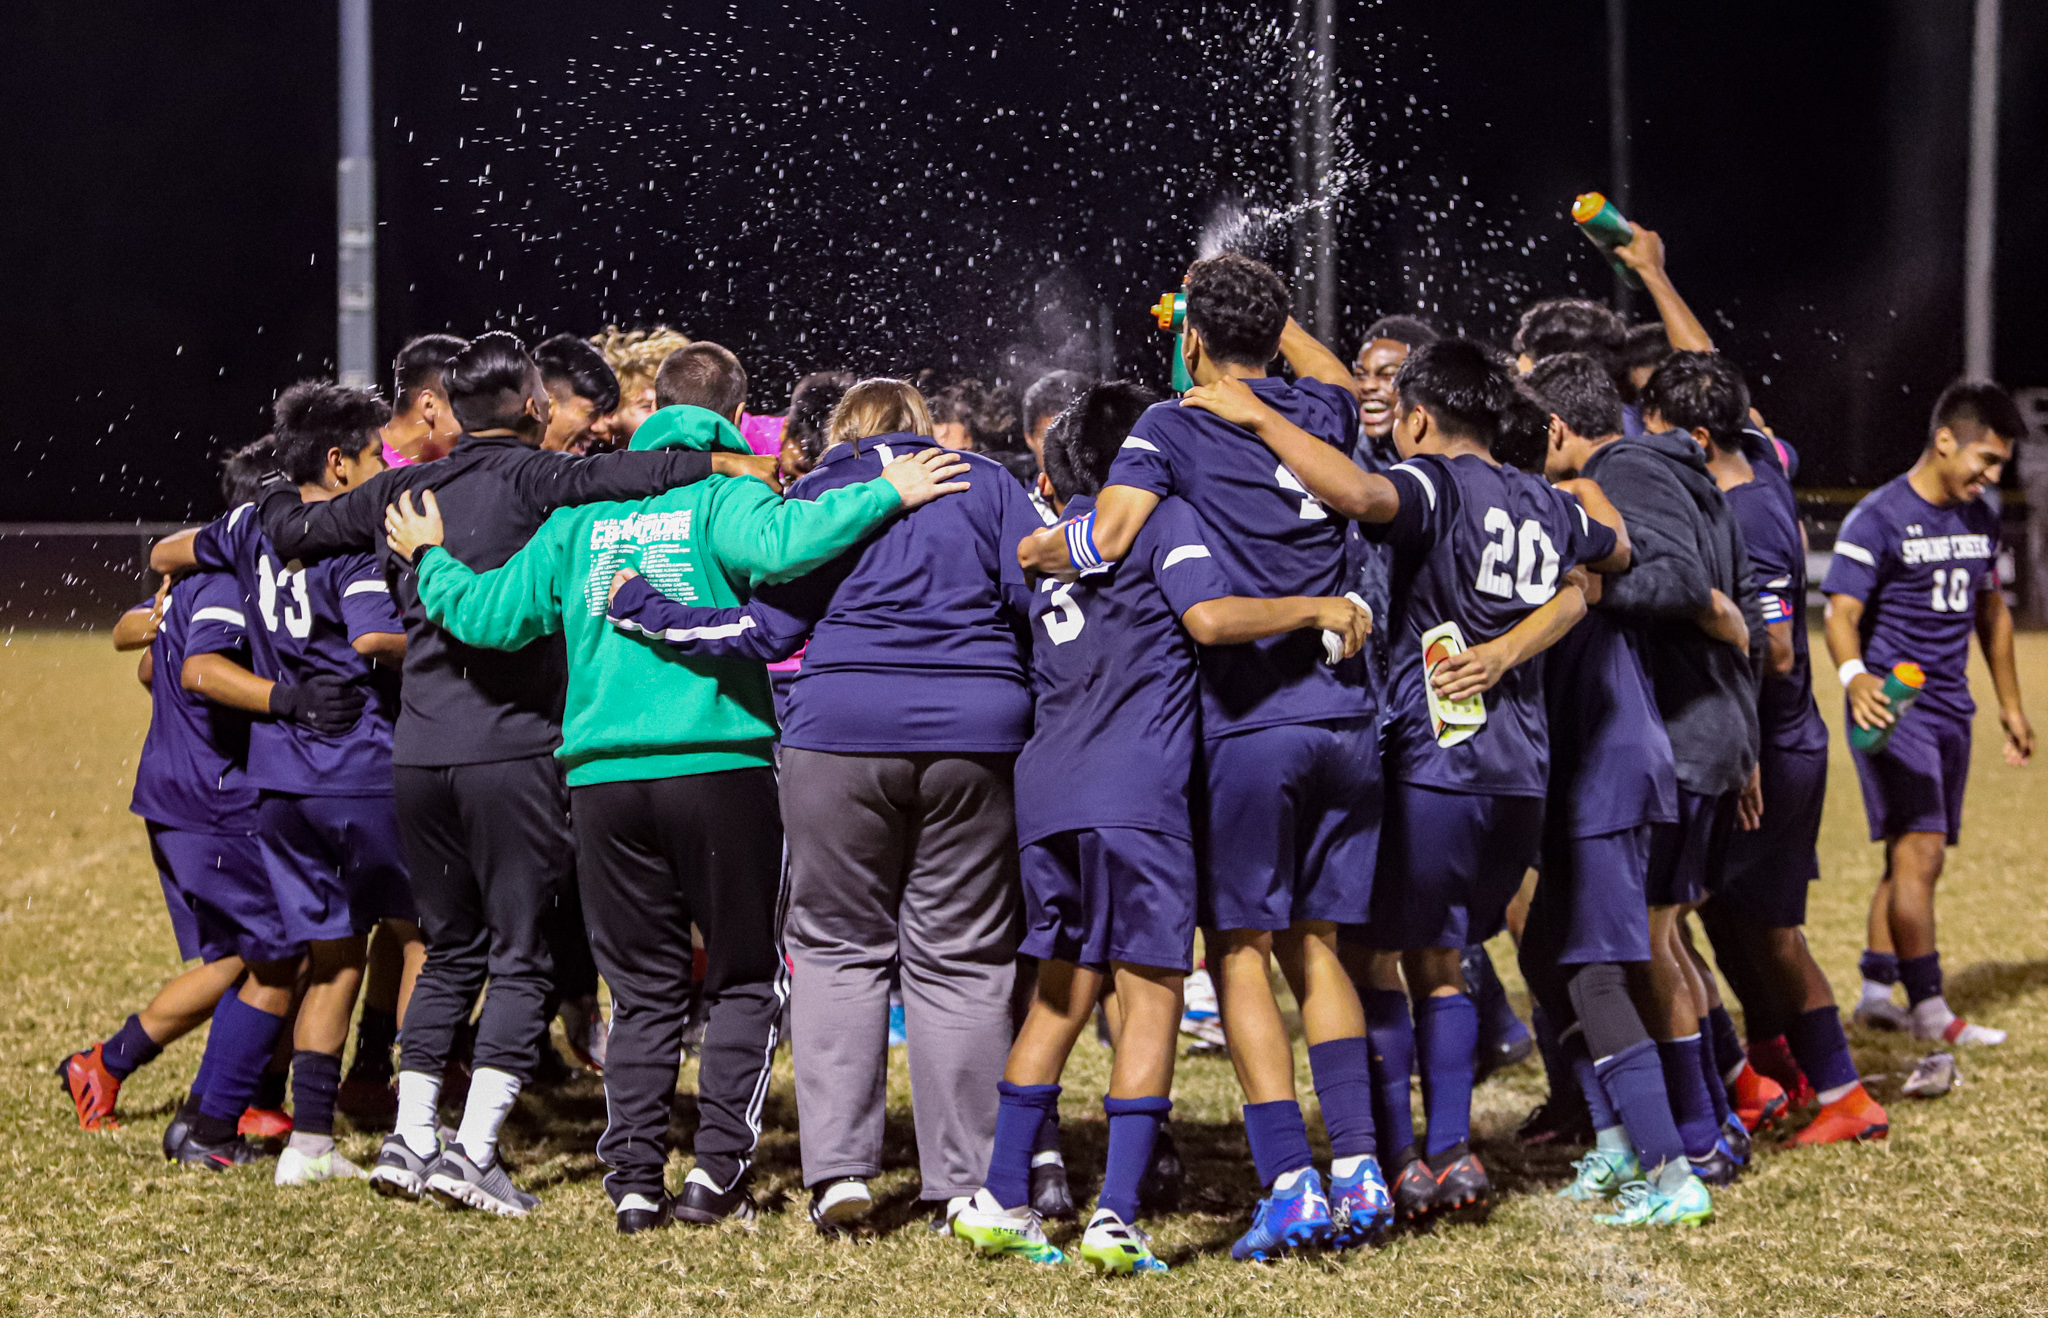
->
[593, 324, 691, 446]
[235, 332, 774, 1215]
[382, 344, 968, 1233]
[1019, 254, 1386, 1259]
[1202, 340, 1630, 1224]
[158, 383, 421, 1187]
[950, 383, 1370, 1272]
[536, 332, 622, 454]
[1353, 314, 1438, 464]
[380, 334, 468, 468]
[1823, 381, 2032, 1047]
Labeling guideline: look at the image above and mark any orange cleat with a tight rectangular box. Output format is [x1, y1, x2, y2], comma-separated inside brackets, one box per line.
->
[1730, 1061, 1789, 1132]
[238, 1106, 294, 1140]
[1789, 1085, 1888, 1146]
[55, 1044, 122, 1131]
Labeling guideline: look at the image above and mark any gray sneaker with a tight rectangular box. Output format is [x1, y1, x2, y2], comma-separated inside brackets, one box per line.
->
[370, 1132, 435, 1201]
[426, 1147, 539, 1217]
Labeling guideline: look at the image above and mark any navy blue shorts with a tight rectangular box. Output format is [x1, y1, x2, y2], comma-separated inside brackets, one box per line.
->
[1850, 707, 1970, 845]
[259, 792, 416, 944]
[1528, 823, 1654, 965]
[1645, 788, 1736, 908]
[1199, 718, 1381, 931]
[1718, 744, 1825, 927]
[149, 822, 301, 964]
[1361, 783, 1542, 950]
[1019, 827, 1197, 972]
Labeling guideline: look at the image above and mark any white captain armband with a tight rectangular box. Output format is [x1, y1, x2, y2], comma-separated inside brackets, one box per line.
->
[1064, 510, 1104, 573]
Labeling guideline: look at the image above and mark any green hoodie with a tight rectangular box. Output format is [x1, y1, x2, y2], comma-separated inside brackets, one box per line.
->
[412, 405, 900, 785]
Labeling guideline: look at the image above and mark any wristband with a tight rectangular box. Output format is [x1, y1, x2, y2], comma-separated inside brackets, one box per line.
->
[1063, 510, 1104, 573]
[1837, 659, 1868, 685]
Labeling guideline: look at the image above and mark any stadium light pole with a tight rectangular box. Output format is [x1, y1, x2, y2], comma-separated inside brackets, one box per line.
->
[1606, 0, 1632, 316]
[1291, 0, 1337, 343]
[337, 0, 376, 389]
[1964, 0, 1999, 380]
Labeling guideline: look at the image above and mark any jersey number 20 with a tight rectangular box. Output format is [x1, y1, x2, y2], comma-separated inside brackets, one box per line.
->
[1930, 567, 1971, 613]
[1475, 507, 1560, 603]
[259, 555, 314, 639]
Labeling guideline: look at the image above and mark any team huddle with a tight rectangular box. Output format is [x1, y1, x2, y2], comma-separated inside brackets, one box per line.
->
[56, 229, 2032, 1273]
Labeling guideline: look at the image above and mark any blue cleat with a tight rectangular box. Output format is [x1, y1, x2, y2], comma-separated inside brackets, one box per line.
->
[1231, 1168, 1332, 1261]
[1327, 1158, 1392, 1247]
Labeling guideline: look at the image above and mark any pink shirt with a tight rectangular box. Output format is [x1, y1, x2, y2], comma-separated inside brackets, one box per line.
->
[380, 440, 416, 469]
[740, 413, 786, 457]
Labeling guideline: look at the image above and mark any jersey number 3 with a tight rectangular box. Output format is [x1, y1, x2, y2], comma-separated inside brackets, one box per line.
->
[1930, 567, 1971, 613]
[259, 555, 314, 639]
[1475, 507, 1560, 603]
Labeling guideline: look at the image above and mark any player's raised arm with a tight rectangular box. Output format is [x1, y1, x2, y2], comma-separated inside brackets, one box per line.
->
[1612, 224, 1715, 354]
[1278, 316, 1364, 399]
[1179, 376, 1401, 523]
[1975, 585, 2033, 765]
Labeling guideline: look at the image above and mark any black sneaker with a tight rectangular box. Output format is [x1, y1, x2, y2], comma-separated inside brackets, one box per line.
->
[1137, 1128, 1185, 1214]
[168, 1125, 259, 1171]
[616, 1192, 672, 1235]
[161, 1098, 201, 1161]
[1720, 1116, 1752, 1167]
[1427, 1144, 1491, 1218]
[1390, 1155, 1441, 1225]
[1517, 1096, 1593, 1147]
[1690, 1139, 1741, 1187]
[671, 1169, 756, 1226]
[1029, 1157, 1077, 1220]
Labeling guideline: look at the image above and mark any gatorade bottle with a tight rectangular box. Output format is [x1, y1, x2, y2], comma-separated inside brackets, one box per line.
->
[1151, 289, 1193, 393]
[1848, 662, 1926, 754]
[1571, 192, 1644, 289]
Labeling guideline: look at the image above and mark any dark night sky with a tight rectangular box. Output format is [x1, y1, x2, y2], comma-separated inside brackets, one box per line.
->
[4, 1, 2044, 521]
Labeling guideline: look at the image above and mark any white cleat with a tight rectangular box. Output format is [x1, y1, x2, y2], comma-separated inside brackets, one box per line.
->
[1852, 998, 1911, 1032]
[275, 1146, 369, 1187]
[1902, 1051, 1961, 1098]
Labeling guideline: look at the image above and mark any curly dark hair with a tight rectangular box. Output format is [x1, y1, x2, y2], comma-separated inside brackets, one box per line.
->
[1184, 253, 1289, 368]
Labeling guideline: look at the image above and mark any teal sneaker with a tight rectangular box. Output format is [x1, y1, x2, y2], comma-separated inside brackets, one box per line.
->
[952, 1189, 1065, 1264]
[1557, 1147, 1641, 1202]
[1594, 1175, 1714, 1227]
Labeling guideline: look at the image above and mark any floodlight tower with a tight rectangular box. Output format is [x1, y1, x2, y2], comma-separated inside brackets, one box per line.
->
[1291, 0, 1337, 343]
[338, 0, 376, 389]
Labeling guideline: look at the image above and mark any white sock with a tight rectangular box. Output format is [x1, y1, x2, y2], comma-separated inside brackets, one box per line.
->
[1594, 1126, 1632, 1156]
[1030, 1149, 1064, 1169]
[1816, 1080, 1859, 1105]
[456, 1067, 522, 1167]
[287, 1131, 335, 1158]
[617, 1193, 661, 1215]
[1330, 1154, 1370, 1178]
[1272, 1166, 1312, 1193]
[1911, 996, 1955, 1033]
[1858, 979, 1897, 1008]
[395, 1070, 442, 1158]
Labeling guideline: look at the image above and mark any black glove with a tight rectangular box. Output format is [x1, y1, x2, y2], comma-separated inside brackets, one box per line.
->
[268, 674, 367, 735]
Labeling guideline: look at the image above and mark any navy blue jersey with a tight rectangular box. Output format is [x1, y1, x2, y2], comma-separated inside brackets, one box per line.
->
[1014, 495, 1235, 844]
[1106, 377, 1370, 736]
[130, 573, 261, 833]
[195, 504, 404, 796]
[1821, 475, 2000, 721]
[1367, 453, 1618, 796]
[1543, 608, 1678, 836]
[1726, 436, 1827, 754]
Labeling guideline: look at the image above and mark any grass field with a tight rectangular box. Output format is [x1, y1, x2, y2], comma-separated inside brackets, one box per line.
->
[4, 628, 2046, 1317]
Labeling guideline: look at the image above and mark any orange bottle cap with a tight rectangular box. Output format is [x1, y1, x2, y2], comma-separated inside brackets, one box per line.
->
[1571, 192, 1607, 223]
[1150, 293, 1178, 331]
[1893, 662, 1926, 688]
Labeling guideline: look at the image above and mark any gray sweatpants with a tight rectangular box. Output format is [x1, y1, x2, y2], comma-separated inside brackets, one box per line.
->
[780, 748, 1023, 1200]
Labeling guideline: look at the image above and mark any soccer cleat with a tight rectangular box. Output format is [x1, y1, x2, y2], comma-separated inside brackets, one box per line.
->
[162, 1105, 198, 1160]
[1178, 969, 1228, 1055]
[167, 1126, 260, 1171]
[370, 1132, 436, 1200]
[671, 1168, 756, 1226]
[336, 1076, 399, 1128]
[887, 996, 907, 1050]
[1230, 1168, 1333, 1260]
[930, 1195, 972, 1233]
[1390, 1156, 1442, 1224]
[1078, 1209, 1168, 1275]
[55, 1045, 122, 1131]
[1517, 1096, 1594, 1148]
[1327, 1157, 1393, 1247]
[1928, 1017, 2006, 1047]
[275, 1145, 369, 1187]
[1558, 1147, 1641, 1202]
[1851, 997, 1911, 1033]
[1792, 1084, 1892, 1141]
[1137, 1128, 1185, 1214]
[1902, 1052, 1960, 1100]
[1427, 1146, 1492, 1219]
[1594, 1175, 1713, 1227]
[952, 1189, 1065, 1264]
[1689, 1138, 1741, 1187]
[1730, 1062, 1789, 1132]
[239, 1107, 294, 1141]
[426, 1147, 538, 1216]
[1720, 1117, 1752, 1167]
[809, 1177, 873, 1235]
[616, 1193, 670, 1234]
[1030, 1154, 1077, 1221]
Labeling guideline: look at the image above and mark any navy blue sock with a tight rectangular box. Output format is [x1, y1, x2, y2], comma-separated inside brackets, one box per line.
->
[1307, 1036, 1376, 1159]
[1242, 1100, 1315, 1187]
[1100, 1096, 1171, 1222]
[1564, 1030, 1618, 1131]
[1595, 1039, 1688, 1171]
[253, 1067, 289, 1111]
[986, 1082, 1060, 1209]
[1696, 1017, 1733, 1127]
[1656, 1036, 1720, 1160]
[1364, 989, 1416, 1161]
[195, 996, 288, 1129]
[1858, 949, 1899, 986]
[1784, 1006, 1860, 1094]
[1530, 1002, 1574, 1105]
[1706, 1005, 1745, 1080]
[1415, 993, 1478, 1159]
[291, 1050, 343, 1138]
[102, 1014, 162, 1080]
[1898, 953, 1943, 1007]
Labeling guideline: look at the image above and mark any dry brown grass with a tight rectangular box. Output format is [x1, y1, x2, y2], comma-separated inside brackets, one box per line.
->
[3, 628, 2045, 1317]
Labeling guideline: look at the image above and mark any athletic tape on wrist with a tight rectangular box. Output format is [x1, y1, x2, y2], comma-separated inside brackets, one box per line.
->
[1837, 658, 1868, 685]
[1064, 510, 1104, 573]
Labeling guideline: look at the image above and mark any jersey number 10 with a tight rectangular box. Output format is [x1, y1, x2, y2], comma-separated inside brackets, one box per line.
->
[1929, 567, 1971, 613]
[1474, 508, 1560, 604]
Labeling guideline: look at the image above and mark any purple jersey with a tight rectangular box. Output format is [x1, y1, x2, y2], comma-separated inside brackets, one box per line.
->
[1543, 608, 1678, 836]
[1105, 378, 1370, 736]
[1821, 474, 2000, 720]
[1725, 436, 1828, 754]
[129, 573, 260, 833]
[1367, 453, 1618, 797]
[1014, 495, 1234, 844]
[194, 503, 404, 796]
